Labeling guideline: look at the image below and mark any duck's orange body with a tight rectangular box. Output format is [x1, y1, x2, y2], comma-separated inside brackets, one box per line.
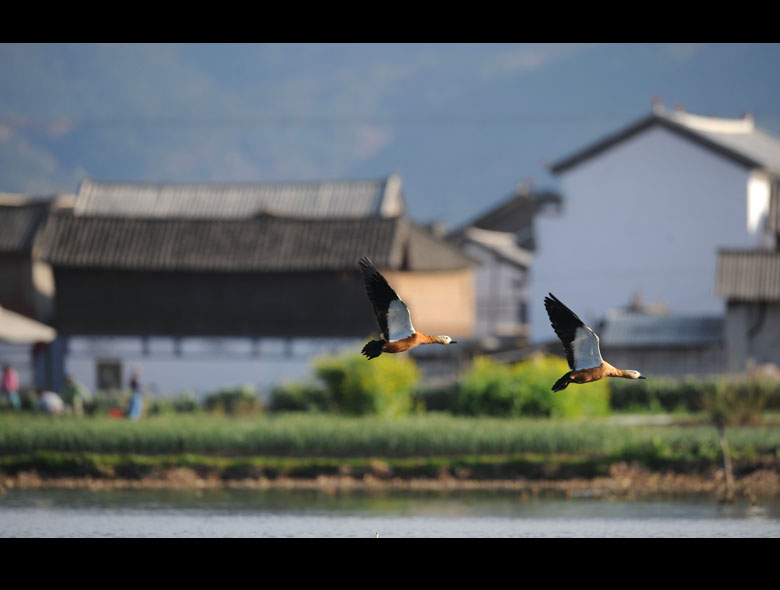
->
[569, 362, 624, 384]
[381, 333, 442, 354]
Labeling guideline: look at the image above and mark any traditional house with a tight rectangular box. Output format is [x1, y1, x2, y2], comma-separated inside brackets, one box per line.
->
[447, 184, 560, 349]
[35, 176, 476, 397]
[531, 103, 780, 357]
[716, 182, 780, 371]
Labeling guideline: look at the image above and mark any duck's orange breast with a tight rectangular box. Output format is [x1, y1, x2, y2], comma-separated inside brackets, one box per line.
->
[382, 332, 433, 353]
[570, 362, 621, 384]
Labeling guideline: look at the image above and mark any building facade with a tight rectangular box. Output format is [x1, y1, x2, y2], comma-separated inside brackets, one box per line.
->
[531, 105, 780, 347]
[716, 249, 780, 372]
[34, 176, 476, 397]
[446, 184, 559, 349]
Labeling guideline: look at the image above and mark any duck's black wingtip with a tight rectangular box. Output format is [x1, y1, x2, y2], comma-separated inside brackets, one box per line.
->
[361, 339, 385, 359]
[551, 372, 571, 392]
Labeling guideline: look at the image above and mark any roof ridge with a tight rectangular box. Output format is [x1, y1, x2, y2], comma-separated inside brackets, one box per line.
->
[79, 176, 392, 191]
[75, 176, 405, 219]
[550, 107, 779, 174]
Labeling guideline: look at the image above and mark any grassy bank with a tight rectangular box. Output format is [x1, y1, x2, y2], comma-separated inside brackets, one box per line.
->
[2, 413, 779, 500]
[2, 413, 779, 463]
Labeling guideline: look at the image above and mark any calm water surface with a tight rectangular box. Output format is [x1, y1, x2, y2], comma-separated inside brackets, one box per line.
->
[1, 488, 779, 538]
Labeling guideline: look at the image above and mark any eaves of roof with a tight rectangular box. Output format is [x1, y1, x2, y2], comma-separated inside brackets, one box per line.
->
[549, 112, 764, 175]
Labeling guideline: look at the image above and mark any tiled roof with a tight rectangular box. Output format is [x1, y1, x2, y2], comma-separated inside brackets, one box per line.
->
[0, 198, 51, 253]
[551, 106, 780, 175]
[600, 313, 723, 348]
[452, 227, 532, 268]
[74, 174, 405, 219]
[36, 211, 474, 273]
[452, 186, 561, 251]
[716, 249, 780, 301]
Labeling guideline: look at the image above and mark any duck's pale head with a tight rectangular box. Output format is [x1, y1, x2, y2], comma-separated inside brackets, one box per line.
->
[436, 335, 457, 345]
[623, 370, 646, 380]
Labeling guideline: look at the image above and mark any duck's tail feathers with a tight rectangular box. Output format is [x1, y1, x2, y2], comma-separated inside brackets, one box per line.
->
[361, 340, 385, 360]
[551, 372, 572, 392]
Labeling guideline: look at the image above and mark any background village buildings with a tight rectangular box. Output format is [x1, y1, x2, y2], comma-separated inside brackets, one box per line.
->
[2, 104, 780, 398]
[532, 104, 780, 376]
[27, 175, 480, 396]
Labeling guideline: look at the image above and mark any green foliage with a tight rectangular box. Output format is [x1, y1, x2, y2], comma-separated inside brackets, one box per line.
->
[269, 382, 329, 413]
[2, 413, 779, 463]
[610, 375, 780, 415]
[699, 377, 773, 427]
[313, 352, 421, 417]
[453, 356, 525, 417]
[147, 392, 201, 415]
[453, 355, 610, 419]
[89, 390, 131, 416]
[203, 386, 262, 415]
[609, 378, 703, 413]
[0, 390, 41, 412]
[414, 382, 458, 412]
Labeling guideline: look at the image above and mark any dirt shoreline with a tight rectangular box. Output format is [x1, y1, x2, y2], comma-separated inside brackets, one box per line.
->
[3, 463, 779, 502]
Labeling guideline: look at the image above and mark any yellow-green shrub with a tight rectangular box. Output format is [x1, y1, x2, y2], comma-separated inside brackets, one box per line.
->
[453, 355, 610, 418]
[203, 386, 262, 415]
[313, 352, 421, 417]
[269, 382, 329, 413]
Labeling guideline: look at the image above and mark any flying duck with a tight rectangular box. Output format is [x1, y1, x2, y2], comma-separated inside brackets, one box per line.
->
[359, 256, 457, 359]
[544, 292, 646, 392]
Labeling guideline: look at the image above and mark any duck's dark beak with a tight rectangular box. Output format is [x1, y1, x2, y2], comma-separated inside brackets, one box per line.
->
[451, 340, 458, 344]
[638, 376, 647, 379]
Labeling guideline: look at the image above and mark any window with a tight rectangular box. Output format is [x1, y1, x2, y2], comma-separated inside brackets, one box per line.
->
[96, 359, 122, 391]
[517, 302, 528, 324]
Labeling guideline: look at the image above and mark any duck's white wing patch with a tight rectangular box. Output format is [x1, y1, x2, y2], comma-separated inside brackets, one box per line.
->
[386, 299, 415, 341]
[571, 325, 603, 370]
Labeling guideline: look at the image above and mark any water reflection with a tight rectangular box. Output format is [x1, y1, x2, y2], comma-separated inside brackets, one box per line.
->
[1, 488, 779, 538]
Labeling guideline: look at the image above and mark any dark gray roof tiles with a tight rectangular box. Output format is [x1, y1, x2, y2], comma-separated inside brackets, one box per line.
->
[36, 212, 474, 273]
[716, 249, 780, 301]
[0, 199, 52, 253]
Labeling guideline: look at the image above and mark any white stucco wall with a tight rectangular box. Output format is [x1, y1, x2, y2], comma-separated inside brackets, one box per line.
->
[747, 170, 776, 249]
[461, 242, 528, 339]
[63, 336, 362, 400]
[531, 125, 757, 342]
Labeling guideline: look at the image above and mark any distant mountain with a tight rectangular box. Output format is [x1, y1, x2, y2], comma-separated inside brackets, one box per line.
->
[2, 43, 780, 227]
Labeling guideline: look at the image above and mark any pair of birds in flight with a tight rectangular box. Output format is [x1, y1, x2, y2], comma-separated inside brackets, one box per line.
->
[358, 256, 645, 391]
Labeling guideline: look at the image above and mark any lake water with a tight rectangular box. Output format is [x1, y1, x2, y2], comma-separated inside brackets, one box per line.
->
[1, 488, 779, 538]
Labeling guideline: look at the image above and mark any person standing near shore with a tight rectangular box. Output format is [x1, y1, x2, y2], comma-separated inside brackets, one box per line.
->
[127, 366, 144, 421]
[1, 363, 20, 410]
[61, 375, 92, 416]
